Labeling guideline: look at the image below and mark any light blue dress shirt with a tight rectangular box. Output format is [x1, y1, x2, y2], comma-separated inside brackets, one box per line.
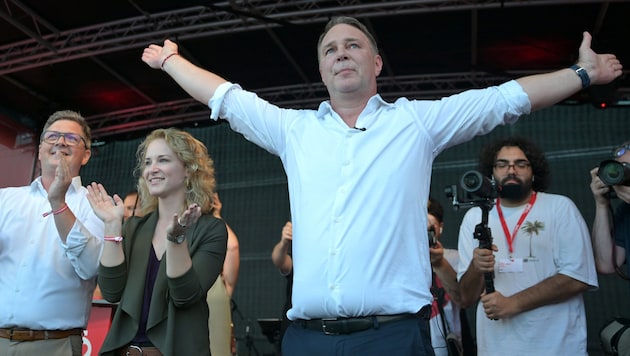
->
[0, 176, 104, 329]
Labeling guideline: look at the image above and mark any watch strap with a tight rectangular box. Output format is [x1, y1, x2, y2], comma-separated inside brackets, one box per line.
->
[167, 233, 186, 244]
[570, 64, 591, 89]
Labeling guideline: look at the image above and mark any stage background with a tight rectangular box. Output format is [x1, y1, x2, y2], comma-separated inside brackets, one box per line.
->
[2, 103, 629, 355]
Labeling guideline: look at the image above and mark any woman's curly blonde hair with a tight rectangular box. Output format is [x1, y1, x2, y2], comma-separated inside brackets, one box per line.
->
[134, 128, 216, 215]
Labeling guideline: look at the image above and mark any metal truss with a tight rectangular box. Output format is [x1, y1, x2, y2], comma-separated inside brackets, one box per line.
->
[1, 0, 626, 138]
[0, 0, 615, 75]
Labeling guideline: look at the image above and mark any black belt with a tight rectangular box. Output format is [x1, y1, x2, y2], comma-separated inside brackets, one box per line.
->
[0, 328, 83, 341]
[297, 304, 431, 335]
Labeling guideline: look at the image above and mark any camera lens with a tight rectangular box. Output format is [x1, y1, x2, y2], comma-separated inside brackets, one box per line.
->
[461, 171, 482, 191]
[460, 170, 497, 198]
[598, 160, 630, 186]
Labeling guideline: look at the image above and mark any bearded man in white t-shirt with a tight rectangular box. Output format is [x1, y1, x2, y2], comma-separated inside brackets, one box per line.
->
[458, 136, 597, 355]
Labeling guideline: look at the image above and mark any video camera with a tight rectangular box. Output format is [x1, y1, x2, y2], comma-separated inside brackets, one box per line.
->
[598, 160, 630, 186]
[444, 170, 498, 210]
[445, 170, 497, 295]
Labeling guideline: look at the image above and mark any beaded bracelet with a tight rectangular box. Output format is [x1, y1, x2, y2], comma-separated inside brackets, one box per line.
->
[161, 53, 179, 70]
[42, 203, 69, 217]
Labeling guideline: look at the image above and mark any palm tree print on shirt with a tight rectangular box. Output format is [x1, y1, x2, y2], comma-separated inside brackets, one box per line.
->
[521, 220, 544, 262]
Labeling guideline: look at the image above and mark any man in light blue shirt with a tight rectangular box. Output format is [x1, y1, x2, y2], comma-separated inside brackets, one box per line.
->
[142, 16, 622, 355]
[0, 110, 104, 356]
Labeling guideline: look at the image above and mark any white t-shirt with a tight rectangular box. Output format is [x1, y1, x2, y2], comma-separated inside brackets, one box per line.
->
[457, 192, 598, 355]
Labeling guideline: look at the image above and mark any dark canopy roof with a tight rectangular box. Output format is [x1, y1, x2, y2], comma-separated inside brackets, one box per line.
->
[1, 0, 628, 141]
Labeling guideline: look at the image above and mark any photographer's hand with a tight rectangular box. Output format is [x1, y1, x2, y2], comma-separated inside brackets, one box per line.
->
[613, 186, 630, 203]
[472, 245, 497, 274]
[431, 241, 463, 306]
[459, 245, 498, 308]
[481, 290, 513, 320]
[429, 241, 444, 266]
[589, 167, 611, 206]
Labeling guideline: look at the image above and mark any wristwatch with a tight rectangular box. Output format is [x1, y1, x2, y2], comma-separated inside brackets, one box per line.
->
[167, 232, 186, 244]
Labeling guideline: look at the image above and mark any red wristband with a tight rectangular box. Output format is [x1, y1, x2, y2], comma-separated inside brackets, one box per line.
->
[161, 53, 179, 70]
[42, 203, 69, 217]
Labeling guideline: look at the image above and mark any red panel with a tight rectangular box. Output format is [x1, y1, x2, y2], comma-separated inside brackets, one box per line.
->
[82, 302, 116, 356]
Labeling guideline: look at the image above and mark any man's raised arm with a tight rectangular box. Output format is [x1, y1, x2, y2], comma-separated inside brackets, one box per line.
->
[142, 39, 228, 105]
[517, 32, 622, 112]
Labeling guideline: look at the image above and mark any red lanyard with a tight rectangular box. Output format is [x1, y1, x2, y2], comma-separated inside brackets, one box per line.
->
[496, 192, 537, 255]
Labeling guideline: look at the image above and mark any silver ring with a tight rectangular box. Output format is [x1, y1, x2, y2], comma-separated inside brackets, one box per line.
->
[177, 218, 187, 227]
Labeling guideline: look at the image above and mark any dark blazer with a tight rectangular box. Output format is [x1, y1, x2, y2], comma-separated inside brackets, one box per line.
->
[98, 211, 227, 356]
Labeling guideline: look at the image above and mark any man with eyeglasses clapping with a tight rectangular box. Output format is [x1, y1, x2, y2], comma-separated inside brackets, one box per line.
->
[0, 110, 104, 356]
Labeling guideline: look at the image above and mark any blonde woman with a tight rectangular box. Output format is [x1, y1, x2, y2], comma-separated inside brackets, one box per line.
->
[87, 128, 227, 356]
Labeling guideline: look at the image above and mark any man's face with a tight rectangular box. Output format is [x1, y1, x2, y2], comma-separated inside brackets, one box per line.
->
[38, 119, 90, 176]
[492, 146, 533, 202]
[123, 193, 139, 220]
[318, 24, 382, 97]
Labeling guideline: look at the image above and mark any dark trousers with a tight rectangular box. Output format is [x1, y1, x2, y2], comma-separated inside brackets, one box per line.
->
[282, 316, 435, 356]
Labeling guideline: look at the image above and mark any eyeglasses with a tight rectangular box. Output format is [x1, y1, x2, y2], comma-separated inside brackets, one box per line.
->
[493, 159, 531, 171]
[613, 144, 630, 158]
[41, 130, 87, 147]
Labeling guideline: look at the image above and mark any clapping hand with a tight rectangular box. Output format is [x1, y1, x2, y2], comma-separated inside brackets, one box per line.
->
[47, 151, 73, 204]
[86, 182, 124, 223]
[166, 203, 201, 238]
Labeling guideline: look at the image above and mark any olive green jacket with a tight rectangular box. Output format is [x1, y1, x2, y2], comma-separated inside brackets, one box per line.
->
[98, 211, 227, 356]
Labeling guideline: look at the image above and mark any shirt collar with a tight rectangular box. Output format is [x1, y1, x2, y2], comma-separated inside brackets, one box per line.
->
[31, 176, 84, 196]
[315, 93, 392, 119]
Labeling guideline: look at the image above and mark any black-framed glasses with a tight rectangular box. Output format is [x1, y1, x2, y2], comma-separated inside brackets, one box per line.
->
[613, 144, 630, 158]
[493, 159, 531, 171]
[41, 130, 88, 147]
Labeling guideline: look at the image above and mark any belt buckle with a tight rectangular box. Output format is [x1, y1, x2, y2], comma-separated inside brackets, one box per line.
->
[321, 318, 340, 335]
[126, 345, 143, 356]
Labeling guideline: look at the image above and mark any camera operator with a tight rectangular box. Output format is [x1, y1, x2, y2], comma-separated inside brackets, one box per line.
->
[457, 137, 597, 355]
[427, 197, 461, 356]
[590, 140, 630, 279]
[427, 198, 475, 356]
